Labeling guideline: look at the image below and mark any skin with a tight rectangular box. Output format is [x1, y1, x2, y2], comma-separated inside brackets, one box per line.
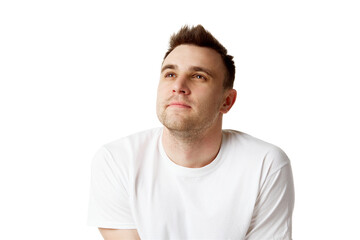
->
[157, 44, 237, 168]
[99, 44, 237, 239]
[98, 228, 140, 240]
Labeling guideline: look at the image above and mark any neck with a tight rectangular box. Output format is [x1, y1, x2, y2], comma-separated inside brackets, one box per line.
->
[162, 118, 223, 168]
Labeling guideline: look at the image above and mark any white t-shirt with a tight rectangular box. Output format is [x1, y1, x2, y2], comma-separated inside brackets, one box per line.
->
[87, 128, 294, 240]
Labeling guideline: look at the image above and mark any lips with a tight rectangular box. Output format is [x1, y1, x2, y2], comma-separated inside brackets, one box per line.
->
[167, 102, 191, 108]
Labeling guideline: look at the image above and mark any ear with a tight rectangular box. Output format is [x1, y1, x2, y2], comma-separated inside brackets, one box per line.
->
[220, 89, 237, 114]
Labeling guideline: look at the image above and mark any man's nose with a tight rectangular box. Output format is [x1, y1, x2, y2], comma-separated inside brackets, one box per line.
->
[172, 75, 190, 95]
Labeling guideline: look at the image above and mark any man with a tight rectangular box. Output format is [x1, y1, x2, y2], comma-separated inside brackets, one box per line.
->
[88, 25, 294, 240]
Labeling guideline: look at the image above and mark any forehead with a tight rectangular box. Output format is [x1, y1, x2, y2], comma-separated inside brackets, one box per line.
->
[162, 45, 225, 76]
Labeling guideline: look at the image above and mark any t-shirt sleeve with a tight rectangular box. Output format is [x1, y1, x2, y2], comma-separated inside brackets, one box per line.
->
[245, 147, 295, 240]
[87, 146, 136, 229]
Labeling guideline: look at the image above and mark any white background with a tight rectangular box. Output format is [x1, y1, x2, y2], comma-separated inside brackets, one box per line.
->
[0, 0, 359, 239]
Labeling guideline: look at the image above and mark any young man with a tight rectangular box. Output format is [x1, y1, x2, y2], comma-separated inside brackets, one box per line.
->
[88, 25, 294, 240]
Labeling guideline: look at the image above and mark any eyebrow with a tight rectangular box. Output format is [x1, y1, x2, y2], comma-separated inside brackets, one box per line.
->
[161, 64, 214, 78]
[161, 64, 177, 73]
[191, 66, 214, 78]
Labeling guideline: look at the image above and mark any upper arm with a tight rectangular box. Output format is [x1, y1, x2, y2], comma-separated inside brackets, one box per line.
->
[245, 148, 295, 240]
[87, 147, 136, 228]
[99, 228, 140, 240]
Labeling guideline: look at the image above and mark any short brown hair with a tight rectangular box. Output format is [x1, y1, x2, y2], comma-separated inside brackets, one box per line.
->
[164, 25, 235, 89]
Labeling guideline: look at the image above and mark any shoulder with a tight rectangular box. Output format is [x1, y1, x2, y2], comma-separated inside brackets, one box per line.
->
[222, 129, 290, 175]
[103, 127, 162, 152]
[92, 128, 162, 167]
[223, 129, 279, 150]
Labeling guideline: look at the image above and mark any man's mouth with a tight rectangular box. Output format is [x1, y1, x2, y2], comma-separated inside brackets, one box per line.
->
[167, 102, 191, 108]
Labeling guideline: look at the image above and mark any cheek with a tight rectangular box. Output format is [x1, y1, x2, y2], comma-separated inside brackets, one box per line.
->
[156, 84, 170, 106]
[157, 82, 170, 95]
[202, 91, 224, 110]
[156, 83, 165, 97]
[198, 88, 222, 102]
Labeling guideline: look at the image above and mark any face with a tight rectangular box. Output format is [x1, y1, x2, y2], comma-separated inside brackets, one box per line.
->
[156, 44, 235, 134]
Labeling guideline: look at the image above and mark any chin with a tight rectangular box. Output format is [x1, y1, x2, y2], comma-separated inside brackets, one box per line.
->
[162, 119, 191, 131]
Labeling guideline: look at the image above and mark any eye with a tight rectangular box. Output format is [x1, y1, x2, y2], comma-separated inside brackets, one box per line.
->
[165, 73, 176, 78]
[193, 74, 207, 81]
